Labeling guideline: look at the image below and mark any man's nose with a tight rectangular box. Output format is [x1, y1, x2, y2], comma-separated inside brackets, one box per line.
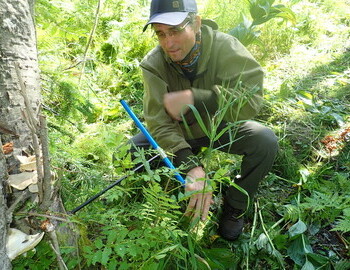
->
[164, 35, 176, 48]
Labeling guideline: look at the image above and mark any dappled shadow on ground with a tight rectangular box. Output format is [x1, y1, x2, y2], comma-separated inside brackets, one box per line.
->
[268, 47, 350, 175]
[294, 47, 350, 96]
[254, 46, 350, 265]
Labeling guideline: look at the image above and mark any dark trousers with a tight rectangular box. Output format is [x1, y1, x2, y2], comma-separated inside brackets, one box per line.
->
[130, 121, 278, 209]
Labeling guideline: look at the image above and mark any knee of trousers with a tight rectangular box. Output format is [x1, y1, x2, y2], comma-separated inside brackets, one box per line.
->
[250, 125, 279, 158]
[129, 133, 150, 152]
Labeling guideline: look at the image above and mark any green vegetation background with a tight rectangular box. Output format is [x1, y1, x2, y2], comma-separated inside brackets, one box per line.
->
[13, 0, 350, 269]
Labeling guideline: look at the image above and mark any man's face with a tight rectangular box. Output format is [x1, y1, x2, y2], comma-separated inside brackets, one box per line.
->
[153, 19, 198, 62]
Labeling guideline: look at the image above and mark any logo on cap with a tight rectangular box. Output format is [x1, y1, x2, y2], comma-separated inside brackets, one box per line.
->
[172, 1, 180, 8]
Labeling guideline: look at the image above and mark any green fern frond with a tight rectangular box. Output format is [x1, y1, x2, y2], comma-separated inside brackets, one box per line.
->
[301, 191, 349, 222]
[283, 204, 300, 222]
[142, 183, 181, 224]
[331, 214, 350, 233]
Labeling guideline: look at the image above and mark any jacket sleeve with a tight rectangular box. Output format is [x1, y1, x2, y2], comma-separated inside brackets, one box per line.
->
[192, 35, 264, 122]
[142, 67, 200, 171]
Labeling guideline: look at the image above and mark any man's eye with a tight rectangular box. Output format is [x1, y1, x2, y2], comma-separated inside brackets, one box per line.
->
[156, 32, 165, 38]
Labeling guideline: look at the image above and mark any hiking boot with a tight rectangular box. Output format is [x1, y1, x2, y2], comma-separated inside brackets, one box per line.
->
[218, 200, 244, 241]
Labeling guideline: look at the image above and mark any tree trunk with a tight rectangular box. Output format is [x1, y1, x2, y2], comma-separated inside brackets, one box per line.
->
[0, 138, 11, 270]
[0, 0, 41, 153]
[1, 0, 78, 267]
[0, 0, 41, 267]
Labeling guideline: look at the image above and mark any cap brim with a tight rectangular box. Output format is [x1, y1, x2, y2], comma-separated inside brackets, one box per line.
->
[143, 12, 189, 32]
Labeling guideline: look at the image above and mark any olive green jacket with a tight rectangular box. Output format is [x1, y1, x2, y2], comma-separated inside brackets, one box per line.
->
[140, 24, 264, 165]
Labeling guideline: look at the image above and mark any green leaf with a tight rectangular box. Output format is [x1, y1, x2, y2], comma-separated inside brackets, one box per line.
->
[128, 243, 143, 257]
[82, 245, 93, 254]
[108, 259, 118, 270]
[255, 233, 269, 250]
[202, 248, 238, 269]
[301, 260, 315, 270]
[306, 253, 330, 267]
[101, 247, 112, 266]
[119, 261, 131, 270]
[228, 16, 261, 46]
[271, 249, 285, 267]
[273, 234, 288, 250]
[299, 167, 310, 184]
[287, 234, 313, 266]
[178, 191, 185, 201]
[154, 244, 180, 260]
[114, 244, 127, 258]
[94, 238, 104, 249]
[335, 260, 350, 270]
[106, 230, 118, 243]
[331, 217, 350, 233]
[228, 181, 250, 210]
[330, 112, 345, 126]
[184, 104, 209, 137]
[289, 220, 307, 238]
[92, 250, 103, 265]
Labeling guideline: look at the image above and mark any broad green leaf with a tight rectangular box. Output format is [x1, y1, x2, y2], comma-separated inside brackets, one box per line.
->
[298, 90, 314, 100]
[301, 260, 315, 270]
[306, 252, 330, 267]
[289, 220, 307, 238]
[287, 234, 313, 266]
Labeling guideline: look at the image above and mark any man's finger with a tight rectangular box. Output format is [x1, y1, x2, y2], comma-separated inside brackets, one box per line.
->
[201, 193, 213, 220]
[193, 196, 203, 220]
[185, 195, 198, 216]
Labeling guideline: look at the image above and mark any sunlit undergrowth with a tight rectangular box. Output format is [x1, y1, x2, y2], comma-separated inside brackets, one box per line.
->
[11, 0, 350, 269]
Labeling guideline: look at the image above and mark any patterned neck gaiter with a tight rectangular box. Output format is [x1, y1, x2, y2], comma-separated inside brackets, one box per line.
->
[175, 32, 202, 80]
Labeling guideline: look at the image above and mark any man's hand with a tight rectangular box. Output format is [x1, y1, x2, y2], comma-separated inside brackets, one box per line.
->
[163, 90, 194, 121]
[185, 166, 213, 221]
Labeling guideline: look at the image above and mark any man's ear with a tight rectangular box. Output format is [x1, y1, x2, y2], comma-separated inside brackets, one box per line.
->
[194, 15, 202, 33]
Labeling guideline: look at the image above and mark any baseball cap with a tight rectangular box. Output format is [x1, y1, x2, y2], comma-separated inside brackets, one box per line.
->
[143, 0, 198, 32]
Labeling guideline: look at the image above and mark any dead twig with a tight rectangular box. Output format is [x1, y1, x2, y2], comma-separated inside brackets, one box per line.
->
[16, 212, 71, 223]
[39, 115, 52, 208]
[79, 0, 102, 85]
[14, 62, 44, 202]
[335, 230, 349, 250]
[48, 230, 69, 270]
